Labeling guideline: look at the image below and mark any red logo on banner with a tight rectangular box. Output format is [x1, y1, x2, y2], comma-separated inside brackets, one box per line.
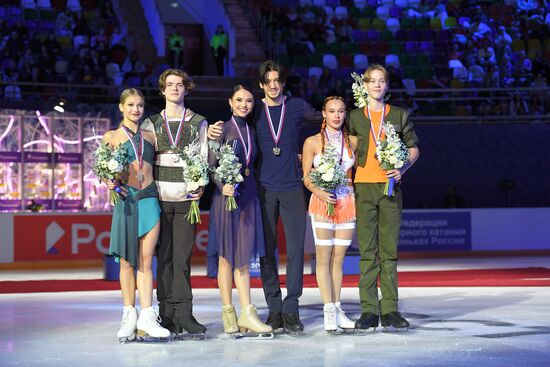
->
[14, 215, 112, 261]
[12, 213, 287, 262]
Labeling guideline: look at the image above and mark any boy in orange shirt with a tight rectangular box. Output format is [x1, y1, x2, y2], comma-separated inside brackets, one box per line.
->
[347, 65, 420, 331]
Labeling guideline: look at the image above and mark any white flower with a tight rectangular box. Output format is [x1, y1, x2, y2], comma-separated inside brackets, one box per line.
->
[395, 161, 404, 169]
[389, 156, 398, 165]
[322, 171, 334, 182]
[107, 159, 122, 172]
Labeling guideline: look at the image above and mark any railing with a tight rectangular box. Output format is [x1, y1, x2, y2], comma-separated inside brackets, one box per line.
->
[1, 80, 548, 124]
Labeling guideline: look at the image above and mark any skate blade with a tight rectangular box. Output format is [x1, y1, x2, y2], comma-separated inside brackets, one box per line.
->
[135, 329, 171, 343]
[283, 330, 305, 338]
[382, 325, 409, 333]
[172, 332, 207, 341]
[354, 326, 377, 335]
[118, 333, 136, 344]
[231, 332, 274, 339]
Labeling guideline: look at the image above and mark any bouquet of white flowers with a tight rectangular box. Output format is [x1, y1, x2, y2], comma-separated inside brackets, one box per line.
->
[209, 140, 244, 211]
[309, 144, 348, 216]
[376, 122, 410, 196]
[351, 72, 369, 108]
[92, 142, 128, 204]
[179, 140, 210, 223]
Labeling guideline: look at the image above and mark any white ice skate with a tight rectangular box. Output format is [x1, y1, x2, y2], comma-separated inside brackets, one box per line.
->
[335, 302, 355, 331]
[323, 303, 338, 333]
[117, 305, 137, 343]
[136, 307, 171, 342]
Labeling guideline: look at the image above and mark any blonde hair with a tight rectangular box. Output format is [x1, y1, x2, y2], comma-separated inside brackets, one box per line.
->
[119, 88, 144, 105]
[362, 64, 389, 84]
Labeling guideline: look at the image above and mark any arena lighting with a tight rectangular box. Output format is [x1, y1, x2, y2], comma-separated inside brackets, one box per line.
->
[54, 100, 66, 113]
[0, 115, 15, 145]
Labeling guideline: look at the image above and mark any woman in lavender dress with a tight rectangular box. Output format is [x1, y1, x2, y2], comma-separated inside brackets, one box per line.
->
[208, 85, 273, 336]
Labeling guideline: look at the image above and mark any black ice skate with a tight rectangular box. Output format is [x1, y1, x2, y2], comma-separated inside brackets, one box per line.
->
[265, 311, 284, 333]
[354, 312, 379, 334]
[283, 313, 304, 336]
[172, 314, 207, 340]
[381, 312, 409, 332]
[158, 302, 176, 330]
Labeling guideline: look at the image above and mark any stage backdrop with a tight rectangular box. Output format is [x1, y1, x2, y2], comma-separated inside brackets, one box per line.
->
[1, 208, 550, 263]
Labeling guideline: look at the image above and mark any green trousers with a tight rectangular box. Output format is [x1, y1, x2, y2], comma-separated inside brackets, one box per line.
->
[355, 182, 402, 314]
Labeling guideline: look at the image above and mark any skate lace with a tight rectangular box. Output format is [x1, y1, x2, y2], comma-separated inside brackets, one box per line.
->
[120, 310, 131, 325]
[337, 307, 351, 321]
[154, 310, 163, 324]
[248, 306, 262, 323]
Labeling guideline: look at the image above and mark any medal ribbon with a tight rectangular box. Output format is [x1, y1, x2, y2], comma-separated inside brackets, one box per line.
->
[162, 108, 186, 148]
[324, 129, 344, 165]
[122, 125, 144, 171]
[366, 103, 386, 147]
[263, 97, 286, 146]
[231, 117, 251, 169]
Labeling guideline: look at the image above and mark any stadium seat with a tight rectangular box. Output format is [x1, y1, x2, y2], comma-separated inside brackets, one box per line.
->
[322, 54, 339, 70]
[354, 0, 367, 9]
[385, 53, 400, 68]
[308, 66, 323, 79]
[376, 5, 390, 20]
[386, 17, 400, 34]
[335, 6, 348, 19]
[354, 54, 369, 70]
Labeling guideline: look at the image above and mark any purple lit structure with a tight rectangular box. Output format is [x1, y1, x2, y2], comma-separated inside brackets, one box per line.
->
[0, 111, 111, 212]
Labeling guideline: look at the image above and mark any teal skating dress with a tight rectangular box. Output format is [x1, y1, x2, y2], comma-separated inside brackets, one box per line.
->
[108, 131, 159, 268]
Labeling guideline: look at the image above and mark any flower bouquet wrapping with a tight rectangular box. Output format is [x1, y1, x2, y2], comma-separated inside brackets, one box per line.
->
[376, 122, 410, 196]
[309, 144, 347, 217]
[209, 141, 244, 211]
[92, 142, 128, 204]
[179, 140, 210, 223]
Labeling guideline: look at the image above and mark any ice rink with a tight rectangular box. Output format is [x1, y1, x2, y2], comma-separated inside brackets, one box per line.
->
[1, 257, 549, 367]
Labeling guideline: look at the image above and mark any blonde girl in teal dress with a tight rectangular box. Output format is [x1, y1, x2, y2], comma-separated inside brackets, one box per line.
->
[102, 88, 170, 342]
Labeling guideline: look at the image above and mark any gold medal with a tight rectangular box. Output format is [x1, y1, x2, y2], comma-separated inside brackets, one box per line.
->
[245, 167, 250, 176]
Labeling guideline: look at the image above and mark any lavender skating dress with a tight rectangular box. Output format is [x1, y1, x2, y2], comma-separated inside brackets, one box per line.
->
[208, 116, 265, 269]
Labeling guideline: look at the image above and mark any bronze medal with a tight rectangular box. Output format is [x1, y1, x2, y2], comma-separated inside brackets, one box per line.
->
[245, 167, 250, 176]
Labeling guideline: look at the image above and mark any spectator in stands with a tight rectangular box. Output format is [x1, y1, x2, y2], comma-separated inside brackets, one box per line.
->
[529, 94, 546, 116]
[509, 93, 529, 116]
[404, 95, 419, 115]
[55, 10, 73, 38]
[210, 25, 228, 76]
[271, 30, 287, 63]
[122, 51, 146, 80]
[484, 64, 501, 88]
[495, 26, 512, 59]
[318, 67, 334, 95]
[466, 57, 485, 87]
[168, 28, 184, 69]
[109, 26, 126, 48]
